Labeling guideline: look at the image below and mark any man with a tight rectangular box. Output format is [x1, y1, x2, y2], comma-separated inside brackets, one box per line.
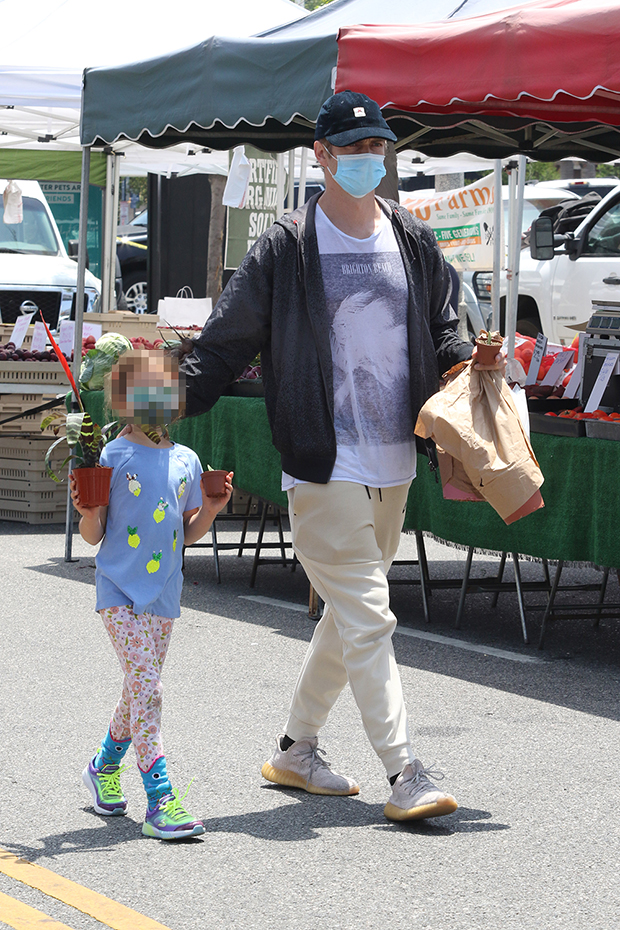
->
[181, 91, 500, 821]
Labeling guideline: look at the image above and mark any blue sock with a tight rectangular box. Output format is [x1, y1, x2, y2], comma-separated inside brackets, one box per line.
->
[94, 728, 131, 769]
[140, 756, 172, 808]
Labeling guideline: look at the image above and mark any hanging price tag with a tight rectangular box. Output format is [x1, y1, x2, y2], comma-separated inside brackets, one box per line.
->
[540, 349, 575, 387]
[9, 311, 35, 349]
[30, 321, 48, 353]
[524, 332, 548, 384]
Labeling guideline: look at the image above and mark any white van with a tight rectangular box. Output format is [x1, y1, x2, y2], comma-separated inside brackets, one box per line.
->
[0, 180, 100, 330]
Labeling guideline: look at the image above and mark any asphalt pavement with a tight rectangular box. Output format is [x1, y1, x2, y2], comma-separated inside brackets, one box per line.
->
[1, 518, 619, 930]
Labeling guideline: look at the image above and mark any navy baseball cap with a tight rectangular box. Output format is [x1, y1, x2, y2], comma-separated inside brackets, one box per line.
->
[315, 91, 397, 146]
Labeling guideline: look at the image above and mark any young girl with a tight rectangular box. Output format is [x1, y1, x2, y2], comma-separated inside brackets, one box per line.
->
[71, 350, 233, 840]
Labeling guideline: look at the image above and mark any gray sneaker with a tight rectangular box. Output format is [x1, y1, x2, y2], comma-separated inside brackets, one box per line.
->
[384, 759, 458, 821]
[261, 736, 359, 796]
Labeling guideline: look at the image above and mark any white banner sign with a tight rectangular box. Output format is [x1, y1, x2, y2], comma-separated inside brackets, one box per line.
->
[401, 173, 496, 271]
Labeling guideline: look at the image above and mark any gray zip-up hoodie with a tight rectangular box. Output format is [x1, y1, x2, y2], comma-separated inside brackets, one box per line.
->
[181, 193, 472, 484]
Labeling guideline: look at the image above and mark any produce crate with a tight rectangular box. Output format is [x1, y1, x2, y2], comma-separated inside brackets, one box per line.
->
[0, 497, 75, 524]
[0, 456, 62, 484]
[0, 324, 34, 347]
[0, 360, 70, 390]
[0, 479, 67, 502]
[0, 392, 66, 434]
[584, 420, 620, 441]
[529, 412, 586, 437]
[83, 312, 160, 340]
[0, 434, 67, 462]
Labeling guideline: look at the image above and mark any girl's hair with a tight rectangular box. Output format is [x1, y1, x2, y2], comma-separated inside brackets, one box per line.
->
[104, 349, 186, 422]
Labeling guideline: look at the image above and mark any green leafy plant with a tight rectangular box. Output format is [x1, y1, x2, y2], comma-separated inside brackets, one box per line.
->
[36, 312, 117, 482]
[41, 410, 117, 482]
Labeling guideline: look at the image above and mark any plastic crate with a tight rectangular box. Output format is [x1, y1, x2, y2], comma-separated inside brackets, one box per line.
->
[0, 360, 70, 389]
[0, 456, 61, 483]
[0, 324, 34, 347]
[0, 479, 67, 502]
[0, 393, 65, 434]
[0, 498, 76, 524]
[0, 435, 66, 462]
[83, 312, 160, 340]
[529, 412, 586, 437]
[584, 419, 620, 441]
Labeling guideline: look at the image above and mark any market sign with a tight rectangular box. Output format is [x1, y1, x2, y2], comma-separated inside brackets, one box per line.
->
[224, 146, 284, 270]
[40, 181, 103, 278]
[401, 173, 496, 271]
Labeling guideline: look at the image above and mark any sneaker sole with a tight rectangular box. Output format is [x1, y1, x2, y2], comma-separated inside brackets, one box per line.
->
[261, 762, 359, 796]
[142, 821, 205, 840]
[81, 767, 127, 816]
[384, 796, 458, 822]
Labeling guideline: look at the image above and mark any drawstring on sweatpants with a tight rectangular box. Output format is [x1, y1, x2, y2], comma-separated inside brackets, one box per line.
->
[364, 485, 383, 502]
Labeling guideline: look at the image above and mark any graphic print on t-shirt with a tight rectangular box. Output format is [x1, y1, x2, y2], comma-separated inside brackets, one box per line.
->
[321, 249, 412, 447]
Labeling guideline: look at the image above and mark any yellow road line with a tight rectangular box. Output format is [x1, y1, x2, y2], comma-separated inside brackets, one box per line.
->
[0, 849, 171, 930]
[0, 890, 75, 930]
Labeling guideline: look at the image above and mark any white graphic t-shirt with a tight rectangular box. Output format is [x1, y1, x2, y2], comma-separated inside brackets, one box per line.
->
[283, 204, 416, 490]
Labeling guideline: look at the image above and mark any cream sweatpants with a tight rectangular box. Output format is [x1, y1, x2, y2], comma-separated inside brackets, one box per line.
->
[285, 480, 415, 778]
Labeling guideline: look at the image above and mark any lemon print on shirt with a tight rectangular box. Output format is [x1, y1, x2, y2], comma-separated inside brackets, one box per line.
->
[173, 529, 178, 552]
[126, 473, 141, 497]
[153, 498, 169, 523]
[147, 551, 162, 574]
[177, 477, 187, 499]
[127, 526, 140, 549]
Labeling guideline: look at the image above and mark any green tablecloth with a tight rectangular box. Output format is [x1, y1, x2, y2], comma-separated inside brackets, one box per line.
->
[82, 392, 620, 569]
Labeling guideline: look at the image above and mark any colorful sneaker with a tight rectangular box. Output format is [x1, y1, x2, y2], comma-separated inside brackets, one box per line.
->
[82, 758, 128, 816]
[142, 786, 205, 840]
[384, 759, 458, 822]
[261, 736, 359, 796]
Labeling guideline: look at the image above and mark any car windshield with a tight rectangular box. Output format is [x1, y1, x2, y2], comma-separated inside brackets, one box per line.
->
[0, 197, 59, 255]
[130, 209, 147, 226]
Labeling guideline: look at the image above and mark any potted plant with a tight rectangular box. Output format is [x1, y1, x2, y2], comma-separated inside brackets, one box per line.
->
[38, 316, 117, 507]
[475, 328, 504, 366]
[201, 464, 228, 498]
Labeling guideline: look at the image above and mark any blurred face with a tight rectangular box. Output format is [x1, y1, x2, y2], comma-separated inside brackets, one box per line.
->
[110, 351, 185, 426]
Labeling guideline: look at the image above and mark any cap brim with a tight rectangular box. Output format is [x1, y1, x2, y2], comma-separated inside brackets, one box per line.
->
[323, 125, 397, 146]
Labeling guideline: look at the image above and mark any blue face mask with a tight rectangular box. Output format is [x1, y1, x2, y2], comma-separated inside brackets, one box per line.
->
[323, 147, 386, 198]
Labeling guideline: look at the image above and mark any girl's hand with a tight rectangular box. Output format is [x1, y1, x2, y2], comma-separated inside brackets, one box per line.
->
[69, 473, 101, 520]
[206, 471, 234, 515]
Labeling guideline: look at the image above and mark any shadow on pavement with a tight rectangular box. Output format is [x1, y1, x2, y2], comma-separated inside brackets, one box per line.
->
[201, 789, 509, 841]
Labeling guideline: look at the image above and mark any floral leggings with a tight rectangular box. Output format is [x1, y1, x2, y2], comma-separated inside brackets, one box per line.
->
[99, 606, 174, 773]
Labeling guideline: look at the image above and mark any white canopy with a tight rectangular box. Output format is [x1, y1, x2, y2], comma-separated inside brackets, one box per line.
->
[0, 0, 305, 155]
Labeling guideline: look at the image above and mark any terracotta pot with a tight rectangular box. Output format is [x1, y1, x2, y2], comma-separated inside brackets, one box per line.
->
[475, 337, 503, 366]
[72, 466, 113, 507]
[201, 469, 227, 498]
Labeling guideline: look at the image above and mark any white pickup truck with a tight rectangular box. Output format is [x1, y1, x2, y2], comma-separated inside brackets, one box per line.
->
[477, 185, 620, 345]
[0, 179, 100, 331]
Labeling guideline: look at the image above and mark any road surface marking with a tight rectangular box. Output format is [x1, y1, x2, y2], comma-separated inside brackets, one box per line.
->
[239, 596, 543, 664]
[0, 890, 75, 930]
[0, 848, 172, 930]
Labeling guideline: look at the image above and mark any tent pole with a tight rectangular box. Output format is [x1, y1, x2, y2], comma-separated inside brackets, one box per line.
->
[287, 150, 295, 212]
[107, 153, 121, 309]
[64, 145, 91, 562]
[298, 147, 308, 208]
[491, 159, 502, 331]
[101, 152, 114, 314]
[276, 153, 285, 218]
[505, 155, 526, 359]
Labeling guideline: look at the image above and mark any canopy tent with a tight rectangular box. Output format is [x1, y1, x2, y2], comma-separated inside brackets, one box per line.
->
[0, 0, 305, 157]
[80, 0, 531, 152]
[334, 0, 620, 162]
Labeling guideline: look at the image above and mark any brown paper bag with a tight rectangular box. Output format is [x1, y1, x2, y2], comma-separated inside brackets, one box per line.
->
[415, 360, 544, 524]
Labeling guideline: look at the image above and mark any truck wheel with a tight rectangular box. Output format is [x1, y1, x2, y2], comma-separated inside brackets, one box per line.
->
[123, 271, 148, 314]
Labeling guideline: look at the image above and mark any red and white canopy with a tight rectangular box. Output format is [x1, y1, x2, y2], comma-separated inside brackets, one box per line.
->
[335, 0, 620, 159]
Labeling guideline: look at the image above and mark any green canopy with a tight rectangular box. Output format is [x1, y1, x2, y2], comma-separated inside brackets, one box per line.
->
[0, 150, 107, 185]
[81, 35, 337, 153]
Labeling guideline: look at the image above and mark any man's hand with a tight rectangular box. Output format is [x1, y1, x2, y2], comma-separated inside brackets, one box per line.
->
[472, 348, 507, 373]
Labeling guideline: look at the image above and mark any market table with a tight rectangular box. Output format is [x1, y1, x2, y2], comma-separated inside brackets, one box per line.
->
[83, 392, 620, 570]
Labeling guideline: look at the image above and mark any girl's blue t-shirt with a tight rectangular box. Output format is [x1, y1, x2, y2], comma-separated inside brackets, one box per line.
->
[95, 437, 203, 618]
